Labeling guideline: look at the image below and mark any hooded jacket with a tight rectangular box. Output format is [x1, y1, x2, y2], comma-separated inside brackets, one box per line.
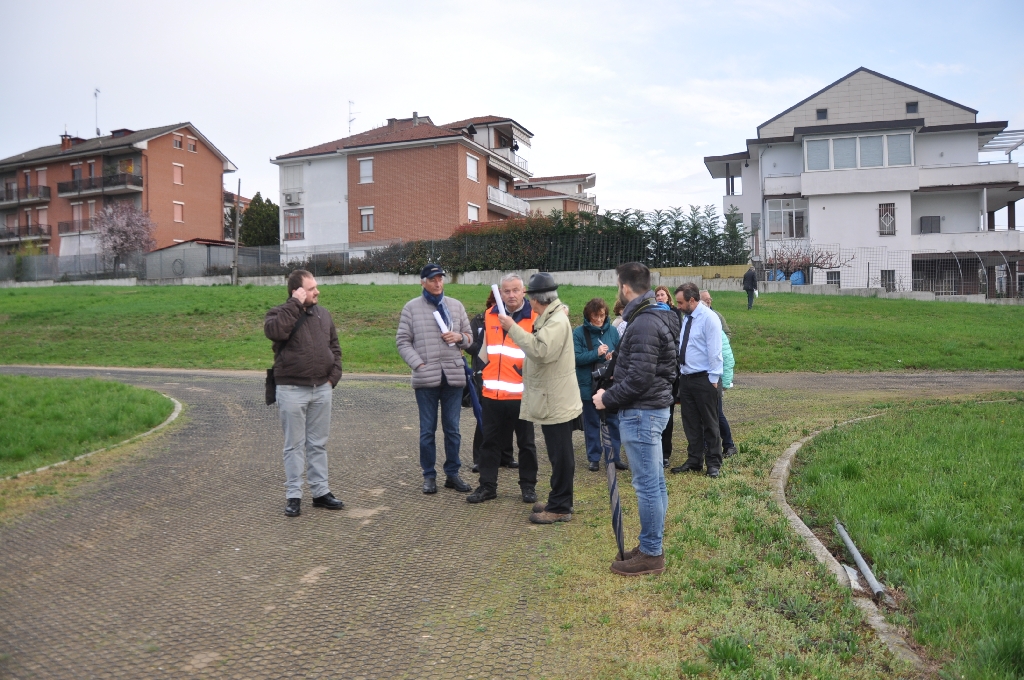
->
[572, 317, 620, 401]
[601, 291, 680, 412]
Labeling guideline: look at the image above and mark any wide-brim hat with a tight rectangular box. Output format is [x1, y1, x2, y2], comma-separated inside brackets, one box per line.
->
[527, 272, 558, 294]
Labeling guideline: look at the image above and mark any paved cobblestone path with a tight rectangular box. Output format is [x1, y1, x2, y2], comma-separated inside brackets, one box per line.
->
[1, 367, 1021, 679]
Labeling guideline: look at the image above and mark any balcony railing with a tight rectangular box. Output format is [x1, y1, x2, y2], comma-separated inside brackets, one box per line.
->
[57, 173, 143, 195]
[58, 219, 97, 234]
[0, 223, 51, 240]
[0, 185, 52, 205]
[487, 185, 531, 215]
[491, 147, 529, 173]
[284, 232, 305, 241]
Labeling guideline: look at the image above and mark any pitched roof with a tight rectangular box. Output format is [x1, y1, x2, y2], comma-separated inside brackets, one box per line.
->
[276, 118, 465, 159]
[756, 67, 978, 136]
[513, 187, 570, 199]
[0, 123, 234, 170]
[517, 173, 595, 184]
[443, 116, 534, 136]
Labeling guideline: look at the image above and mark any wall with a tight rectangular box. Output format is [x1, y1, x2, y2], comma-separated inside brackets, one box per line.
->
[915, 131, 979, 166]
[758, 69, 976, 139]
[910, 191, 981, 234]
[806, 191, 913, 249]
[761, 143, 803, 178]
[281, 155, 348, 249]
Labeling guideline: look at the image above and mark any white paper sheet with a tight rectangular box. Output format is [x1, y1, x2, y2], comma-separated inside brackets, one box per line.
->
[432, 310, 455, 346]
[491, 284, 506, 316]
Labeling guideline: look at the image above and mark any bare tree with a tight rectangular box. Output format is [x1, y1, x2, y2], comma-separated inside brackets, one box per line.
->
[94, 202, 156, 265]
[765, 240, 854, 279]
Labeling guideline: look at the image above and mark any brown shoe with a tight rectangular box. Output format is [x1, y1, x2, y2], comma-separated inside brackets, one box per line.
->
[532, 501, 547, 513]
[618, 545, 641, 561]
[610, 550, 665, 576]
[529, 510, 571, 524]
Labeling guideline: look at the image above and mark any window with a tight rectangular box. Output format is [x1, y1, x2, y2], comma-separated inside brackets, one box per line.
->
[886, 134, 912, 166]
[173, 164, 184, 185]
[187, 137, 197, 153]
[36, 169, 46, 186]
[881, 270, 896, 292]
[285, 209, 304, 239]
[826, 271, 841, 286]
[37, 208, 47, 227]
[833, 137, 857, 169]
[498, 177, 508, 193]
[816, 108, 828, 120]
[282, 164, 303, 190]
[859, 136, 884, 167]
[906, 102, 918, 114]
[468, 203, 480, 222]
[767, 199, 808, 239]
[24, 170, 30, 188]
[359, 207, 374, 232]
[806, 139, 830, 171]
[87, 161, 95, 177]
[878, 203, 896, 235]
[358, 158, 373, 184]
[87, 200, 96, 220]
[71, 203, 83, 223]
[173, 135, 183, 149]
[173, 202, 184, 223]
[72, 165, 82, 181]
[118, 159, 135, 174]
[920, 216, 940, 234]
[466, 154, 479, 182]
[750, 213, 761, 231]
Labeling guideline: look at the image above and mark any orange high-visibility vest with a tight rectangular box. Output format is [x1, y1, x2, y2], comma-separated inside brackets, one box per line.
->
[481, 303, 535, 400]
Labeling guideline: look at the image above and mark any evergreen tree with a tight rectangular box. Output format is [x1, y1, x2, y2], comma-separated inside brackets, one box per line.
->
[721, 204, 751, 264]
[239, 192, 280, 247]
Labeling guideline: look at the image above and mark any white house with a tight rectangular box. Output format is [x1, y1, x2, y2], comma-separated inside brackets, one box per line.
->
[705, 67, 1023, 296]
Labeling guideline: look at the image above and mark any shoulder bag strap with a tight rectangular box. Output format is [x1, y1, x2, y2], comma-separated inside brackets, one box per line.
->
[274, 309, 310, 359]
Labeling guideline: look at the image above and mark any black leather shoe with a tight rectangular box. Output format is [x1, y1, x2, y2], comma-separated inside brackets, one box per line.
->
[663, 459, 671, 469]
[466, 487, 497, 503]
[588, 461, 600, 472]
[471, 464, 479, 473]
[670, 463, 703, 474]
[706, 467, 721, 479]
[422, 477, 437, 494]
[312, 492, 344, 509]
[445, 474, 472, 492]
[521, 486, 537, 504]
[614, 460, 629, 471]
[285, 498, 301, 517]
[723, 445, 737, 458]
[501, 460, 520, 469]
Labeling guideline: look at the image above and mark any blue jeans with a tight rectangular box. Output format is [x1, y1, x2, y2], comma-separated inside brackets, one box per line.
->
[582, 400, 620, 463]
[414, 381, 463, 478]
[618, 407, 670, 557]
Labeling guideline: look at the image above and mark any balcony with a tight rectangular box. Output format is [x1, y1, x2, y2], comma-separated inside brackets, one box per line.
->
[58, 219, 97, 234]
[0, 223, 52, 242]
[918, 161, 1021, 191]
[490, 147, 529, 174]
[57, 173, 143, 197]
[487, 185, 531, 216]
[912, 229, 1022, 253]
[763, 174, 801, 197]
[0, 185, 52, 207]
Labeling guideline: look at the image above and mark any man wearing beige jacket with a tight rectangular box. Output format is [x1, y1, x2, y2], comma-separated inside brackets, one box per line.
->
[396, 263, 474, 495]
[499, 272, 582, 524]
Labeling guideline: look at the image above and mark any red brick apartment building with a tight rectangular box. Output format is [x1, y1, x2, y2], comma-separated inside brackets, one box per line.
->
[272, 114, 537, 252]
[0, 123, 236, 256]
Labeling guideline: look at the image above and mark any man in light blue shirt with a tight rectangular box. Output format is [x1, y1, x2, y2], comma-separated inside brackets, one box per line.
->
[670, 282, 725, 478]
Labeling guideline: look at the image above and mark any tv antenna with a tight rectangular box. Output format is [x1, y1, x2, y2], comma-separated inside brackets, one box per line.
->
[348, 100, 360, 135]
[94, 88, 101, 136]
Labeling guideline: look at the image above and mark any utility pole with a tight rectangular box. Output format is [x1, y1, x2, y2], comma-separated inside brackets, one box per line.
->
[232, 179, 240, 285]
[94, 88, 101, 136]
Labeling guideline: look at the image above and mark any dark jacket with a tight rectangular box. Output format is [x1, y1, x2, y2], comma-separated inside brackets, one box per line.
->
[601, 291, 680, 412]
[265, 297, 343, 387]
[743, 268, 758, 292]
[573, 318, 620, 401]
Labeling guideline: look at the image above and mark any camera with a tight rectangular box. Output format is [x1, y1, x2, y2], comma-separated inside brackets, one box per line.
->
[591, 360, 614, 391]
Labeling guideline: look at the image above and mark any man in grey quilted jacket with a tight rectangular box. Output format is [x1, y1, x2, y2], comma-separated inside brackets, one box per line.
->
[396, 264, 475, 495]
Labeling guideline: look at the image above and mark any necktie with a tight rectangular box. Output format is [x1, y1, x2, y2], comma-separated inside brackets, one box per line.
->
[679, 314, 693, 369]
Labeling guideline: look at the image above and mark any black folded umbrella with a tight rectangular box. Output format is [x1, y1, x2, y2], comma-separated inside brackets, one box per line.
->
[599, 411, 625, 561]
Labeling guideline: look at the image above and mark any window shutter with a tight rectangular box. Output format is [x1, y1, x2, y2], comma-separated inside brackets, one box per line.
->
[806, 140, 829, 171]
[860, 136, 883, 167]
[833, 138, 856, 169]
[887, 134, 912, 166]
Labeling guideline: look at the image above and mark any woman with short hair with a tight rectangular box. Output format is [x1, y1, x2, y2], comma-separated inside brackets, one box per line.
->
[573, 298, 626, 472]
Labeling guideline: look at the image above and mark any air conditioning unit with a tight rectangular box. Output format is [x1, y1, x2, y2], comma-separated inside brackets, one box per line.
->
[284, 192, 301, 205]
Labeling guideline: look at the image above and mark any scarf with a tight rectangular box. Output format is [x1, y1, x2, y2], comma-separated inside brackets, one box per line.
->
[422, 288, 451, 328]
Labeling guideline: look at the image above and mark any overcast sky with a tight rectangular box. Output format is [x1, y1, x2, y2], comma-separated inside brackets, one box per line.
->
[3, 0, 1022, 217]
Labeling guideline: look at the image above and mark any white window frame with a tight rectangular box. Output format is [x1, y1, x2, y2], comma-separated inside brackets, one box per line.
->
[466, 153, 479, 182]
[173, 135, 183, 150]
[173, 201, 185, 223]
[803, 130, 915, 172]
[467, 202, 480, 222]
[186, 135, 198, 153]
[359, 206, 375, 232]
[358, 157, 374, 184]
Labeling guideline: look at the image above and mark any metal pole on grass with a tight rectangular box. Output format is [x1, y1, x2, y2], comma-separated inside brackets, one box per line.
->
[834, 518, 887, 602]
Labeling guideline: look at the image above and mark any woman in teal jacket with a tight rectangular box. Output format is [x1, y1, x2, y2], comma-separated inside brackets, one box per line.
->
[573, 298, 624, 471]
[719, 329, 735, 455]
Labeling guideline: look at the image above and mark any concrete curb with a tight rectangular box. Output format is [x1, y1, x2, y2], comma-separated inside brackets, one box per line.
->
[769, 415, 927, 673]
[2, 394, 183, 482]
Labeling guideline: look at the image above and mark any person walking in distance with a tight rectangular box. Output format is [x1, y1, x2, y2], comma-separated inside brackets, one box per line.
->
[499, 272, 582, 524]
[743, 265, 758, 310]
[670, 283, 724, 478]
[396, 264, 474, 495]
[466, 274, 539, 505]
[264, 269, 344, 517]
[593, 263, 680, 576]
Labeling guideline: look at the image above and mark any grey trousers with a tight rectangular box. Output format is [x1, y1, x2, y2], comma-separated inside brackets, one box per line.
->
[277, 383, 332, 499]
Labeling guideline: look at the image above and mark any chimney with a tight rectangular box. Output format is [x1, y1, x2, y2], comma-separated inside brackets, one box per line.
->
[387, 118, 397, 131]
[60, 133, 72, 151]
[413, 111, 419, 127]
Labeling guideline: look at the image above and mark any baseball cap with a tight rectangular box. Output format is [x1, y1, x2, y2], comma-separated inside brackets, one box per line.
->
[420, 263, 445, 279]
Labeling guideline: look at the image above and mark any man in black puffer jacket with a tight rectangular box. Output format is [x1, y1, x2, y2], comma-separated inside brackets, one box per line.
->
[594, 262, 680, 577]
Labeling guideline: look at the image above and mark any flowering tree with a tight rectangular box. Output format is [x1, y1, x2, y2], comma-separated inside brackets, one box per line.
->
[94, 202, 156, 263]
[765, 240, 853, 279]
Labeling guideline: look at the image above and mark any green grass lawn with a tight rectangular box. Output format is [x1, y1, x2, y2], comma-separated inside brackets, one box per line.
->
[1, 284, 1023, 373]
[0, 375, 174, 478]
[789, 397, 1024, 679]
